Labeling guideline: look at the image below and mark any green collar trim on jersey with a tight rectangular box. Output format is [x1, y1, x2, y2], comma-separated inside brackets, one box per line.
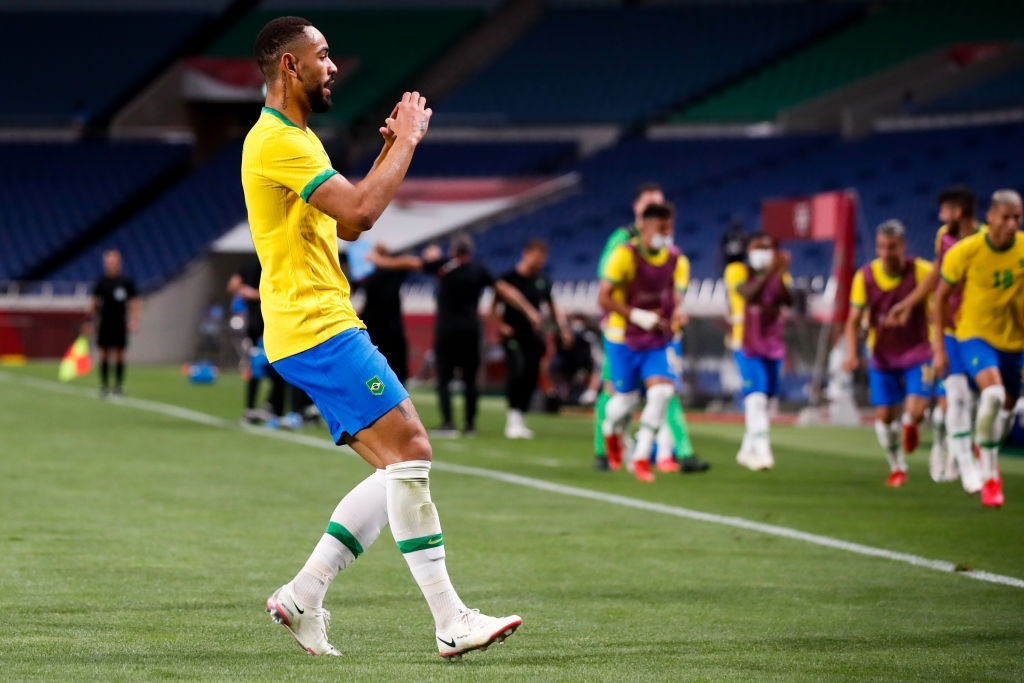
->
[262, 106, 300, 129]
[984, 232, 1016, 253]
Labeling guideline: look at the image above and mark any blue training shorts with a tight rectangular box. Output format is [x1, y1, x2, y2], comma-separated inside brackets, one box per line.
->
[868, 363, 934, 407]
[272, 328, 409, 444]
[734, 350, 781, 398]
[957, 337, 1024, 398]
[606, 339, 674, 393]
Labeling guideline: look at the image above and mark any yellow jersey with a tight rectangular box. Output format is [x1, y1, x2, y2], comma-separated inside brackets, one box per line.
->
[849, 257, 932, 350]
[241, 107, 362, 362]
[940, 231, 1024, 352]
[724, 263, 792, 350]
[601, 242, 689, 344]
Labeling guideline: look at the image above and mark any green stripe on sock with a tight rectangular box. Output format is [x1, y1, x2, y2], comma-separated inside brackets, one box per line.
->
[979, 441, 1000, 448]
[325, 521, 364, 558]
[396, 533, 443, 553]
[951, 431, 971, 438]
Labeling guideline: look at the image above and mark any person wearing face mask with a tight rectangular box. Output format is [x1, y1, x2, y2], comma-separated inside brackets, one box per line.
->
[842, 220, 939, 488]
[598, 202, 691, 482]
[725, 233, 793, 471]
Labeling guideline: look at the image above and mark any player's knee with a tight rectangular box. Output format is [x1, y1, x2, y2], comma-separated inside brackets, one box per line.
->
[400, 429, 433, 462]
[645, 382, 675, 412]
[979, 384, 1006, 412]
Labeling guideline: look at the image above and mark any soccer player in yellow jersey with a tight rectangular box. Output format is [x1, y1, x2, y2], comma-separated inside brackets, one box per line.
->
[843, 221, 934, 487]
[724, 234, 793, 470]
[598, 203, 690, 482]
[241, 17, 520, 659]
[886, 186, 983, 489]
[935, 189, 1024, 508]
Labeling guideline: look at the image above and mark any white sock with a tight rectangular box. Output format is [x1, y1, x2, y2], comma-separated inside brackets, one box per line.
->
[507, 408, 523, 429]
[745, 392, 770, 454]
[655, 422, 675, 462]
[874, 419, 904, 472]
[385, 460, 466, 630]
[631, 384, 673, 465]
[292, 469, 388, 608]
[943, 375, 980, 488]
[976, 385, 1006, 481]
[603, 391, 636, 437]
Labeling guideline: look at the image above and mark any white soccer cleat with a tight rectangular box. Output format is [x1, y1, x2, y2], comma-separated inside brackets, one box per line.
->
[956, 452, 983, 495]
[736, 447, 761, 471]
[266, 584, 341, 656]
[504, 424, 535, 439]
[756, 447, 775, 470]
[436, 609, 522, 660]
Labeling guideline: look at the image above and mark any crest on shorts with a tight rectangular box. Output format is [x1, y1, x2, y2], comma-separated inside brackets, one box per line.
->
[366, 376, 385, 396]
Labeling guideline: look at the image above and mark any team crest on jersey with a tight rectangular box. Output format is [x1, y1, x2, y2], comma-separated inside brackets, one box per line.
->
[366, 376, 385, 396]
[114, 287, 127, 301]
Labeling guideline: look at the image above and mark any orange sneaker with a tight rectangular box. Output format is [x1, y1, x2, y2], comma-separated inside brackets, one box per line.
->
[633, 459, 655, 483]
[603, 434, 623, 471]
[981, 478, 1004, 508]
[655, 458, 681, 473]
[885, 470, 907, 487]
[902, 422, 919, 454]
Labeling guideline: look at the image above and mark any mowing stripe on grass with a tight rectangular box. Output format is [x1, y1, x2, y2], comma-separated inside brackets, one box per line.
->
[3, 370, 1022, 591]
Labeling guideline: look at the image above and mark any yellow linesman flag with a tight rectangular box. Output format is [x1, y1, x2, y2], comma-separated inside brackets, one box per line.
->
[58, 335, 92, 382]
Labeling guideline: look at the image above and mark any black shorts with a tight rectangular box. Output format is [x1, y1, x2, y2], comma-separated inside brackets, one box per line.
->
[97, 321, 127, 349]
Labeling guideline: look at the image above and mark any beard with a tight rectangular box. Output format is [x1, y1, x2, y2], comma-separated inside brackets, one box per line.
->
[308, 81, 332, 113]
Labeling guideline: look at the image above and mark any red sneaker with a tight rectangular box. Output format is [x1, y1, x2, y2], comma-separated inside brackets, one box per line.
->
[885, 470, 907, 487]
[633, 459, 655, 483]
[603, 434, 623, 471]
[902, 422, 919, 454]
[981, 478, 1004, 508]
[655, 459, 681, 473]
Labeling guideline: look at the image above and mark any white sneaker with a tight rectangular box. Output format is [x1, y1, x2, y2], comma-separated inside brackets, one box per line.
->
[266, 584, 341, 656]
[504, 424, 534, 439]
[736, 448, 760, 471]
[436, 609, 522, 660]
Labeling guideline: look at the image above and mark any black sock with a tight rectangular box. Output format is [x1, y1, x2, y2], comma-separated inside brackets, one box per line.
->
[100, 360, 109, 388]
[115, 361, 124, 387]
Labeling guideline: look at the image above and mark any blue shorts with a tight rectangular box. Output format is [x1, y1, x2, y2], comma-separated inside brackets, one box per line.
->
[734, 350, 781, 398]
[272, 328, 409, 444]
[957, 337, 1024, 398]
[606, 339, 673, 393]
[868, 363, 934, 407]
[935, 335, 964, 399]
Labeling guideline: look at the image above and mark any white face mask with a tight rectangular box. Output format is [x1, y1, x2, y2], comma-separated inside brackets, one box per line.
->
[649, 234, 674, 251]
[748, 248, 774, 271]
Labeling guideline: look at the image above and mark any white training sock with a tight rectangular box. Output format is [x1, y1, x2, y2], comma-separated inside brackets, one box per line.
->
[655, 422, 675, 461]
[943, 374, 981, 492]
[385, 460, 466, 630]
[874, 419, 904, 472]
[292, 469, 388, 608]
[976, 385, 1006, 481]
[632, 384, 673, 464]
[744, 392, 770, 453]
[603, 391, 636, 437]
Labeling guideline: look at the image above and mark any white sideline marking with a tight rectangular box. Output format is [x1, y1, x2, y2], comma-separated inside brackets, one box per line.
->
[3, 370, 1023, 591]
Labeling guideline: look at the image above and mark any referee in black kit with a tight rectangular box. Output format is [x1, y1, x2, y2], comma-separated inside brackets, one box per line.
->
[88, 249, 139, 396]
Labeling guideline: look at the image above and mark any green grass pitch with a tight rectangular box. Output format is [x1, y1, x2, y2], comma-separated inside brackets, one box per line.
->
[1, 363, 1022, 681]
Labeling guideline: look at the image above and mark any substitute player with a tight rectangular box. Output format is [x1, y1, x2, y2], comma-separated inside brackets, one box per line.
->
[935, 189, 1024, 508]
[886, 186, 984, 488]
[843, 220, 933, 487]
[241, 16, 520, 658]
[725, 233, 793, 470]
[598, 202, 689, 482]
[592, 183, 702, 472]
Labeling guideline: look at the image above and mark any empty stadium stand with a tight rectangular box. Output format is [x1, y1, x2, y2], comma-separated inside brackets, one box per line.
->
[917, 63, 1024, 115]
[675, 0, 1024, 123]
[434, 3, 861, 126]
[0, 141, 189, 282]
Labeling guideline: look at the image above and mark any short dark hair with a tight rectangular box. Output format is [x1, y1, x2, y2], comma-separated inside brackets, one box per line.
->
[451, 233, 474, 256]
[937, 185, 975, 218]
[641, 202, 674, 220]
[254, 16, 313, 79]
[635, 182, 662, 201]
[748, 231, 776, 248]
